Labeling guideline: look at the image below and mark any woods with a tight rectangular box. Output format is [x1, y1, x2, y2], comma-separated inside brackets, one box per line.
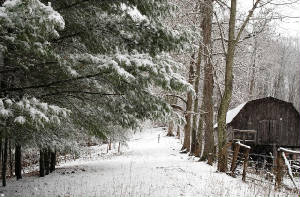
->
[166, 0, 299, 170]
[0, 0, 299, 195]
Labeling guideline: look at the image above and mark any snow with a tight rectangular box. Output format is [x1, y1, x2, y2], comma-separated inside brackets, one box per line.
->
[2, 0, 21, 8]
[1, 128, 297, 197]
[0, 7, 8, 18]
[14, 116, 26, 124]
[4, 99, 13, 106]
[67, 66, 79, 77]
[50, 116, 61, 125]
[281, 152, 297, 189]
[237, 141, 251, 149]
[214, 102, 247, 128]
[46, 5, 65, 30]
[0, 108, 12, 118]
[38, 102, 48, 111]
[278, 147, 300, 154]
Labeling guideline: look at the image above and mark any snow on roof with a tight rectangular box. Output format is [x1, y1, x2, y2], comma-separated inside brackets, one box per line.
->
[214, 102, 247, 128]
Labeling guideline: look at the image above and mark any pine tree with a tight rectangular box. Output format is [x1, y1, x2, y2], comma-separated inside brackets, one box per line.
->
[0, 0, 190, 183]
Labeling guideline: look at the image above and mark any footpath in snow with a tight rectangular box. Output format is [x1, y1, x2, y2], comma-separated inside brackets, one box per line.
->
[1, 127, 297, 197]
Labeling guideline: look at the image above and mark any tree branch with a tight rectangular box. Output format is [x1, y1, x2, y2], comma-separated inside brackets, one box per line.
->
[214, 11, 227, 55]
[165, 94, 187, 105]
[2, 71, 109, 92]
[39, 91, 124, 98]
[235, 0, 262, 44]
[56, 0, 91, 11]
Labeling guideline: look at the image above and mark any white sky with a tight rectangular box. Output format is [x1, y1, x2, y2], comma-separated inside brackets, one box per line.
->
[237, 0, 300, 38]
[276, 2, 300, 37]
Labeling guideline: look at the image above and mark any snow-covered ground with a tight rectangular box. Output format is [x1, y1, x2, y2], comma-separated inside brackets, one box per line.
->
[1, 127, 298, 197]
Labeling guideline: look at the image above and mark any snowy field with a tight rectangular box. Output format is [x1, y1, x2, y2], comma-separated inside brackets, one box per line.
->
[1, 127, 298, 197]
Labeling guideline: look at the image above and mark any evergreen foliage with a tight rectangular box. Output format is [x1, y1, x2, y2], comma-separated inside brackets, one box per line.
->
[0, 0, 190, 150]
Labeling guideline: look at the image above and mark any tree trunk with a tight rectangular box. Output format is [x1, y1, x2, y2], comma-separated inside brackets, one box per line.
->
[39, 149, 45, 177]
[44, 148, 50, 175]
[15, 144, 22, 180]
[0, 138, 2, 175]
[2, 137, 8, 186]
[273, 51, 285, 100]
[199, 0, 215, 164]
[248, 39, 257, 99]
[288, 74, 296, 102]
[108, 139, 112, 151]
[181, 55, 195, 152]
[167, 120, 175, 136]
[217, 0, 237, 172]
[8, 140, 13, 177]
[50, 150, 56, 173]
[190, 45, 202, 156]
[196, 107, 204, 158]
[217, 0, 260, 171]
[192, 112, 202, 157]
[176, 125, 180, 138]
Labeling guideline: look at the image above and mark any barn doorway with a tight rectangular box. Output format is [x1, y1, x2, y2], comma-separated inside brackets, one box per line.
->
[258, 120, 281, 145]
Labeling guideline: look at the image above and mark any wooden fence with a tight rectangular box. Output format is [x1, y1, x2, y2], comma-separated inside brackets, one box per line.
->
[275, 147, 300, 190]
[226, 141, 250, 181]
[226, 141, 300, 190]
[226, 142, 300, 191]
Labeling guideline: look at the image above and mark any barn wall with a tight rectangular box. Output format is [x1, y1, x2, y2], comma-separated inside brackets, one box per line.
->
[229, 97, 300, 147]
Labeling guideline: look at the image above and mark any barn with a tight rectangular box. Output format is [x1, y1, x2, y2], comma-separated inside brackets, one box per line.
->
[217, 97, 300, 154]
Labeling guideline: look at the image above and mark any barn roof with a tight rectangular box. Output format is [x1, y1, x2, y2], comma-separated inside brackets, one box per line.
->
[214, 102, 246, 128]
[213, 96, 299, 128]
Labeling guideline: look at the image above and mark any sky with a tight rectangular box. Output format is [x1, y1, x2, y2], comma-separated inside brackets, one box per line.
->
[276, 2, 300, 38]
[237, 0, 300, 38]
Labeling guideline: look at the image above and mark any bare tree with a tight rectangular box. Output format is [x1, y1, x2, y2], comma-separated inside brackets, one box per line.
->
[198, 0, 215, 164]
[190, 47, 202, 155]
[181, 56, 195, 152]
[217, 0, 261, 172]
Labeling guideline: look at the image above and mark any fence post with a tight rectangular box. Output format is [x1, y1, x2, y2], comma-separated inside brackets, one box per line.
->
[220, 142, 232, 172]
[272, 144, 277, 172]
[242, 148, 250, 182]
[275, 150, 284, 189]
[230, 142, 240, 176]
[158, 134, 160, 143]
[118, 142, 121, 153]
[262, 155, 266, 169]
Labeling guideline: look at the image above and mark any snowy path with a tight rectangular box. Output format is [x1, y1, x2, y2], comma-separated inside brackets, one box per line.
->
[1, 128, 297, 197]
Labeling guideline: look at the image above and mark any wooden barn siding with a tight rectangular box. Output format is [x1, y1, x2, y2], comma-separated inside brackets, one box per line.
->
[229, 98, 300, 147]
